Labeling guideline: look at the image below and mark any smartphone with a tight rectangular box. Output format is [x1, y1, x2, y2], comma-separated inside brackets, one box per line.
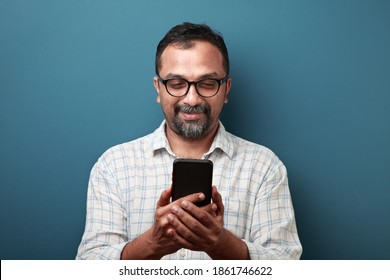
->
[172, 159, 213, 207]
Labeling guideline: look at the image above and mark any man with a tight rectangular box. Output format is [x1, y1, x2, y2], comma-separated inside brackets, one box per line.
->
[76, 22, 302, 260]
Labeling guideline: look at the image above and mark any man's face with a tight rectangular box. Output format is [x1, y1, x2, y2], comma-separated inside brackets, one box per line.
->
[154, 41, 231, 140]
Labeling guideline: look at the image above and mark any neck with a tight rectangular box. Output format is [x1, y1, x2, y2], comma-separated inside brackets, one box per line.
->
[165, 122, 219, 159]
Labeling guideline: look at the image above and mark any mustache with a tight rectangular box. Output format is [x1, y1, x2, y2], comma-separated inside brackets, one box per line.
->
[174, 104, 210, 115]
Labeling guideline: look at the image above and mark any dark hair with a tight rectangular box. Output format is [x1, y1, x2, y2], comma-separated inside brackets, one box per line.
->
[155, 22, 229, 76]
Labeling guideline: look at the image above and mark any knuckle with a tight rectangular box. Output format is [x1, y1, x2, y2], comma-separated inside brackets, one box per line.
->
[182, 230, 193, 240]
[155, 208, 164, 217]
[189, 221, 201, 233]
[197, 211, 207, 221]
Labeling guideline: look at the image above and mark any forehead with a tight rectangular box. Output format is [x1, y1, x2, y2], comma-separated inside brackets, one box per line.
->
[159, 41, 225, 78]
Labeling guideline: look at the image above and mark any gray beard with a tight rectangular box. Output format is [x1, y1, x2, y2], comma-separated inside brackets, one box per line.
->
[172, 104, 211, 140]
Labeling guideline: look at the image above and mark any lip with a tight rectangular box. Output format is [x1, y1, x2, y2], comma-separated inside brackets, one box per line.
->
[180, 112, 203, 121]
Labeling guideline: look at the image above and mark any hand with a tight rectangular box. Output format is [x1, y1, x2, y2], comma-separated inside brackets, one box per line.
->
[166, 186, 225, 253]
[121, 186, 248, 260]
[146, 185, 213, 258]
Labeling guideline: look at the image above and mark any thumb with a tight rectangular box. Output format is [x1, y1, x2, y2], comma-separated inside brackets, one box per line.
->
[156, 185, 172, 208]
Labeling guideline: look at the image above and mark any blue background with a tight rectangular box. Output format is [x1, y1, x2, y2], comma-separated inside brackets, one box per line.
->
[1, 0, 389, 260]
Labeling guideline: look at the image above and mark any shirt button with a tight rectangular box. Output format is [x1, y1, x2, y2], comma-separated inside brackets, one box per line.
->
[179, 249, 186, 257]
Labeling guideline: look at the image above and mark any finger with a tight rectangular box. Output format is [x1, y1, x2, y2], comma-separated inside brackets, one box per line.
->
[175, 192, 206, 205]
[178, 200, 216, 230]
[200, 203, 218, 217]
[156, 188, 204, 221]
[156, 186, 172, 208]
[211, 186, 224, 215]
[167, 211, 203, 245]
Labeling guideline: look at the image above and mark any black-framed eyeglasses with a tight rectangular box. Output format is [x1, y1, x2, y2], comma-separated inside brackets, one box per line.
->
[157, 75, 229, 98]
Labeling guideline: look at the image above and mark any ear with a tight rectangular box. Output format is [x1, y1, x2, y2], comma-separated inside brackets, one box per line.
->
[224, 77, 232, 104]
[153, 77, 161, 104]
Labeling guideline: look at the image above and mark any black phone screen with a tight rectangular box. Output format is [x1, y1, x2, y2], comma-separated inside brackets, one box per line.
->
[172, 159, 213, 207]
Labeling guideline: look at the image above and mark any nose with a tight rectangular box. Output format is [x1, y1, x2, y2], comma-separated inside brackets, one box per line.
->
[182, 83, 202, 106]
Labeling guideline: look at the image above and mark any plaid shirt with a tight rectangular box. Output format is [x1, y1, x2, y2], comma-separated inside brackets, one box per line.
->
[76, 121, 302, 259]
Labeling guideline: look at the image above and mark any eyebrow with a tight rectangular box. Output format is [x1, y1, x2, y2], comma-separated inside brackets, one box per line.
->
[164, 72, 220, 80]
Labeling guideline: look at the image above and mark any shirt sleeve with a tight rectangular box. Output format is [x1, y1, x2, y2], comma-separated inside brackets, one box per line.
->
[76, 155, 128, 260]
[245, 159, 302, 260]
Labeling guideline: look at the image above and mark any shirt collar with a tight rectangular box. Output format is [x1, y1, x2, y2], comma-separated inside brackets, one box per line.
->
[151, 120, 234, 159]
[151, 121, 175, 157]
[204, 122, 234, 159]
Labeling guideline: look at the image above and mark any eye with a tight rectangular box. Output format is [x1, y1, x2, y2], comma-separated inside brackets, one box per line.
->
[198, 79, 217, 89]
[168, 79, 187, 89]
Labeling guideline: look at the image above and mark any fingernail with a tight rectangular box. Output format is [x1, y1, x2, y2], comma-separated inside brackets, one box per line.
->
[198, 193, 205, 200]
[167, 214, 174, 222]
[171, 205, 178, 213]
[181, 200, 188, 208]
